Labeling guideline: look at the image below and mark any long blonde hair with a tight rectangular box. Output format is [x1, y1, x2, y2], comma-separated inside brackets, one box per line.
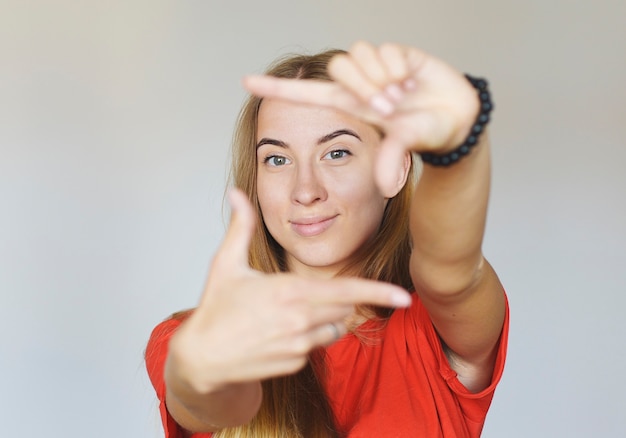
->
[217, 49, 416, 437]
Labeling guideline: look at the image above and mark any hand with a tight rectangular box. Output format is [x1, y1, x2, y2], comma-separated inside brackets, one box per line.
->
[168, 188, 411, 393]
[243, 41, 480, 196]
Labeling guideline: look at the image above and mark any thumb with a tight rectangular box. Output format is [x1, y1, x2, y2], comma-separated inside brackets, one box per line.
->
[375, 138, 408, 198]
[215, 188, 257, 271]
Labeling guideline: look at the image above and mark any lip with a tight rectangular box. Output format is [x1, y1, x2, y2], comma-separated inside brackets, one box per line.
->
[290, 215, 338, 237]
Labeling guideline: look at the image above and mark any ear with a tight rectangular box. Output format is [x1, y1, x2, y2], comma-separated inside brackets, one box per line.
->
[382, 151, 411, 199]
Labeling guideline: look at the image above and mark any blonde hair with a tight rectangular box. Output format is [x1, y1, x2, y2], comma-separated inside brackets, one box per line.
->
[218, 49, 416, 437]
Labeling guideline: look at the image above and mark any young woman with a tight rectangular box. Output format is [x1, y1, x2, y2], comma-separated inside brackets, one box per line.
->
[146, 41, 508, 437]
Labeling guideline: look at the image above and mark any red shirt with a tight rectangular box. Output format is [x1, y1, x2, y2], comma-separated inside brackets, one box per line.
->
[146, 294, 508, 437]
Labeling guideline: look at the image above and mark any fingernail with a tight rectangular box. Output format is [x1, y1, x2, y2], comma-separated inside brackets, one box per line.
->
[385, 84, 404, 102]
[403, 78, 417, 91]
[391, 291, 412, 307]
[370, 94, 395, 116]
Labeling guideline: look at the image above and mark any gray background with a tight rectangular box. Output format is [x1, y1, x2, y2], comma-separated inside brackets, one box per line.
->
[1, 0, 624, 436]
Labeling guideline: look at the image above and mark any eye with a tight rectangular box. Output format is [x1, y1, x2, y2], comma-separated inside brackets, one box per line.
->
[264, 155, 291, 167]
[324, 149, 351, 160]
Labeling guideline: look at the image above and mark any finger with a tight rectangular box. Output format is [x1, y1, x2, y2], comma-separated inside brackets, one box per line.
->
[243, 75, 381, 123]
[306, 277, 412, 308]
[379, 43, 410, 82]
[349, 41, 390, 88]
[271, 324, 347, 356]
[277, 322, 347, 358]
[244, 75, 352, 108]
[303, 303, 354, 329]
[214, 188, 257, 269]
[395, 47, 430, 93]
[378, 45, 411, 104]
[375, 137, 411, 198]
[328, 54, 396, 116]
[405, 46, 429, 78]
[259, 292, 353, 337]
[350, 42, 407, 105]
[310, 321, 347, 346]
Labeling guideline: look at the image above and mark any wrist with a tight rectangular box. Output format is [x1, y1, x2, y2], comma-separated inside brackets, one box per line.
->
[420, 75, 493, 167]
[166, 330, 226, 395]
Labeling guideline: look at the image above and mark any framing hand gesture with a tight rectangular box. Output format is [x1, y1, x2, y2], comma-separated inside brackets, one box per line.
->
[166, 189, 412, 393]
[243, 41, 480, 196]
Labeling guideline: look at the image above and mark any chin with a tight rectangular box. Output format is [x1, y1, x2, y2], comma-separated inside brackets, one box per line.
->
[287, 248, 352, 276]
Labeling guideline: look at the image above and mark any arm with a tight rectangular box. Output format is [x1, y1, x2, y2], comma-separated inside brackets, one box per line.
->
[410, 134, 506, 393]
[163, 364, 262, 433]
[156, 189, 413, 433]
[242, 41, 507, 393]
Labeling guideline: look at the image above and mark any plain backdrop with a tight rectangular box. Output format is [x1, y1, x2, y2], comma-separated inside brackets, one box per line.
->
[1, 1, 625, 436]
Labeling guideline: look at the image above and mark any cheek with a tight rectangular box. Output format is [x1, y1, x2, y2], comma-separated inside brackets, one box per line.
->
[330, 175, 386, 237]
[330, 169, 383, 207]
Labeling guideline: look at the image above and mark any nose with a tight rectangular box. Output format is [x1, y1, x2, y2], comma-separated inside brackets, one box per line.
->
[291, 165, 327, 206]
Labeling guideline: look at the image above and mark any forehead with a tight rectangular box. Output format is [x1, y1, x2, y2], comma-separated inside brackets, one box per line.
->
[256, 98, 379, 142]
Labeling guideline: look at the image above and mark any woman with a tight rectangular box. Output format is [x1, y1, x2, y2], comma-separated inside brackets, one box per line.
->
[146, 41, 508, 437]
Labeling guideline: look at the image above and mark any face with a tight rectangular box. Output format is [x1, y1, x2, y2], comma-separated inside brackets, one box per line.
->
[256, 99, 388, 279]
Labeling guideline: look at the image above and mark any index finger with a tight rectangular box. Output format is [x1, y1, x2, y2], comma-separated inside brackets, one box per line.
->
[304, 276, 412, 308]
[243, 75, 384, 125]
[244, 75, 365, 111]
[243, 75, 334, 104]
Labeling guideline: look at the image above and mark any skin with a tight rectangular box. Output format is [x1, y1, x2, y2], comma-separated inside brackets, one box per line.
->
[256, 99, 405, 279]
[163, 41, 507, 433]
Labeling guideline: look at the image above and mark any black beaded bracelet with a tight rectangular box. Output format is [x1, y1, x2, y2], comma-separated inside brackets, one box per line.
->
[419, 74, 493, 167]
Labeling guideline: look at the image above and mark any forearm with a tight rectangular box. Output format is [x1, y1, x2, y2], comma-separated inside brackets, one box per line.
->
[410, 134, 506, 368]
[410, 134, 491, 295]
[163, 342, 263, 432]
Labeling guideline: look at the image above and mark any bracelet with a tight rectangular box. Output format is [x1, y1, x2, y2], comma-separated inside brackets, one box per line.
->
[419, 74, 493, 167]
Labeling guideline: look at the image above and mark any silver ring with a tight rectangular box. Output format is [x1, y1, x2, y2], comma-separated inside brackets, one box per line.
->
[328, 322, 342, 342]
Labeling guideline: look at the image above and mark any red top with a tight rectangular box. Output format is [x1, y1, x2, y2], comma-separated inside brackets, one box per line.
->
[146, 294, 509, 438]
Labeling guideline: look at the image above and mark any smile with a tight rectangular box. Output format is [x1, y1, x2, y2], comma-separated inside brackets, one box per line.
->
[290, 215, 338, 237]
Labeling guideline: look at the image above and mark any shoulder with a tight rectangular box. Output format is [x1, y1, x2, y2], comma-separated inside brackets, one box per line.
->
[145, 310, 194, 388]
[389, 292, 509, 393]
[147, 310, 193, 350]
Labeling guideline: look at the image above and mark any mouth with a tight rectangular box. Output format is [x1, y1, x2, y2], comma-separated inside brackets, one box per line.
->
[290, 215, 338, 237]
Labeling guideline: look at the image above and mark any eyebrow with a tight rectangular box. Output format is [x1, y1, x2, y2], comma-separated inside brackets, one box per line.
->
[317, 129, 362, 145]
[256, 129, 362, 149]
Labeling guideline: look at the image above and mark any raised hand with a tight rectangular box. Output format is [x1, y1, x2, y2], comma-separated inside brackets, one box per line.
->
[167, 188, 412, 393]
[243, 41, 481, 196]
